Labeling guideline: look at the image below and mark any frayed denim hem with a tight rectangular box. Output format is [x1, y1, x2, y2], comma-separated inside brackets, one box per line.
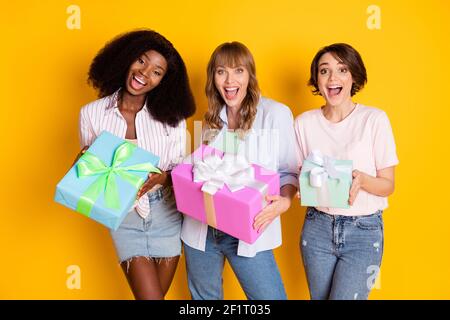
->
[120, 255, 180, 273]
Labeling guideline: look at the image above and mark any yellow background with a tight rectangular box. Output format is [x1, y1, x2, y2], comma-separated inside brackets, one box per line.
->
[0, 0, 449, 299]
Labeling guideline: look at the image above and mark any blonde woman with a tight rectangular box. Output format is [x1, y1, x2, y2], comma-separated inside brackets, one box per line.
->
[181, 42, 298, 300]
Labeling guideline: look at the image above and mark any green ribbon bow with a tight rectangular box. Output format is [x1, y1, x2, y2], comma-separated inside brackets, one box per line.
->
[76, 142, 161, 216]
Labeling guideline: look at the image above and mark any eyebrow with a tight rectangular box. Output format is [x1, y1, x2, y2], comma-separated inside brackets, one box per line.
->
[215, 65, 244, 69]
[318, 61, 346, 67]
[142, 52, 166, 72]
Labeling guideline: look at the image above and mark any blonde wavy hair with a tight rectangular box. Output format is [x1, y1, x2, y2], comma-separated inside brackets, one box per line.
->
[204, 42, 260, 135]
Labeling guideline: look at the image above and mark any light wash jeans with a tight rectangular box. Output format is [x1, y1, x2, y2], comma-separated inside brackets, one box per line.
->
[184, 226, 287, 300]
[110, 186, 182, 263]
[300, 207, 384, 300]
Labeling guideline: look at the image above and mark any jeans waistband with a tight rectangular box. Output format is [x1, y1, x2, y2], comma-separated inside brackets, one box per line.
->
[309, 207, 382, 221]
[148, 185, 171, 202]
[208, 225, 233, 239]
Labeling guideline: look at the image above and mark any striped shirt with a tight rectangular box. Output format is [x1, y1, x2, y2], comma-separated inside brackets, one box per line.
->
[79, 89, 187, 218]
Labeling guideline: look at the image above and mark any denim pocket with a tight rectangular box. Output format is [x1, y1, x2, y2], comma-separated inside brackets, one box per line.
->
[117, 209, 142, 230]
[162, 187, 174, 205]
[355, 214, 382, 230]
[305, 207, 316, 220]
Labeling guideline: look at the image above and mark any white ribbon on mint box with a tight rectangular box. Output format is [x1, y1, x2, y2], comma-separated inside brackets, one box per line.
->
[304, 150, 352, 206]
[305, 150, 351, 186]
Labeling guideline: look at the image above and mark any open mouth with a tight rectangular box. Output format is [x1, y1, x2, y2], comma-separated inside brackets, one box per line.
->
[224, 87, 239, 100]
[131, 75, 147, 90]
[327, 85, 343, 97]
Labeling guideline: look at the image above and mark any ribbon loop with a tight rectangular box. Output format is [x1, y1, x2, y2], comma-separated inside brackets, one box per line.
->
[193, 150, 271, 228]
[306, 150, 346, 188]
[193, 151, 268, 203]
[75, 141, 161, 216]
[193, 153, 259, 195]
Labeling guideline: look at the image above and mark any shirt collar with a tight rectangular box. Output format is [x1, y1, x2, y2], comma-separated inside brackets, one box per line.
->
[218, 94, 263, 127]
[219, 105, 228, 127]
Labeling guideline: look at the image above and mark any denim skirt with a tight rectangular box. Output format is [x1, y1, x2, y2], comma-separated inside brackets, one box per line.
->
[110, 186, 183, 263]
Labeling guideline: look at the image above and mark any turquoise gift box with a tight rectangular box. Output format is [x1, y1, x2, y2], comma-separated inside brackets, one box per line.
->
[299, 151, 353, 209]
[54, 131, 160, 230]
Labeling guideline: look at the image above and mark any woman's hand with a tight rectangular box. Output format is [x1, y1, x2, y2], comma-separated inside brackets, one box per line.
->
[136, 170, 169, 199]
[349, 169, 367, 206]
[349, 167, 395, 205]
[72, 146, 89, 166]
[253, 195, 292, 233]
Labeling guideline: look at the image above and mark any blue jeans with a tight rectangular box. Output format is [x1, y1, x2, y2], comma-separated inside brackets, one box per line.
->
[184, 226, 287, 300]
[300, 207, 384, 300]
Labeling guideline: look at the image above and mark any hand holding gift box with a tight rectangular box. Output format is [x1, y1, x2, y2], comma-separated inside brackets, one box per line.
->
[299, 150, 353, 208]
[54, 131, 161, 230]
[172, 145, 280, 244]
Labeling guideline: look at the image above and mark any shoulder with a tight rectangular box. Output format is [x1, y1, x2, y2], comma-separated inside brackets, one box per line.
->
[356, 104, 390, 123]
[173, 118, 187, 130]
[357, 103, 385, 116]
[258, 96, 293, 120]
[80, 94, 114, 116]
[294, 108, 321, 126]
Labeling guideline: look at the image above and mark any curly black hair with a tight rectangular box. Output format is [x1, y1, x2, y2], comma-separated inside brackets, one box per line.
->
[88, 29, 196, 127]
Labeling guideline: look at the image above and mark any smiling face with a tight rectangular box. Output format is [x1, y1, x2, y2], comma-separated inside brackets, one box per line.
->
[317, 52, 354, 108]
[125, 49, 168, 96]
[214, 65, 250, 109]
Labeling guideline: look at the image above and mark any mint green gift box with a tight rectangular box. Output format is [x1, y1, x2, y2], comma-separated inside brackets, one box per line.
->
[299, 152, 353, 209]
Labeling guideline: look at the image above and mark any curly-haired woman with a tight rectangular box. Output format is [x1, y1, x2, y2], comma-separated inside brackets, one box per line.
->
[77, 29, 195, 299]
[181, 42, 298, 300]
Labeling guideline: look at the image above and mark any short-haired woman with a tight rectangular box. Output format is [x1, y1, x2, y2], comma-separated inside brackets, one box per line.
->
[295, 43, 398, 300]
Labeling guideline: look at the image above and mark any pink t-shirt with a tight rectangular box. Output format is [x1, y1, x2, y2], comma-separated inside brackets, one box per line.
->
[294, 104, 399, 216]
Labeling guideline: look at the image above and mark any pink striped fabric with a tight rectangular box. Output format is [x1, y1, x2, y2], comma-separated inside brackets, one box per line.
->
[79, 89, 187, 218]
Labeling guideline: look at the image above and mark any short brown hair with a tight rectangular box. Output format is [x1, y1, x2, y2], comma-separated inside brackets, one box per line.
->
[308, 43, 367, 97]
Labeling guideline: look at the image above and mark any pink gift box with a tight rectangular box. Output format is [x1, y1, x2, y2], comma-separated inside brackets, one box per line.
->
[172, 145, 280, 244]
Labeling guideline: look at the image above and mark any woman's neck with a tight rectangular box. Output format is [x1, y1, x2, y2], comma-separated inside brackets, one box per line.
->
[120, 90, 146, 112]
[322, 100, 356, 123]
[226, 105, 241, 130]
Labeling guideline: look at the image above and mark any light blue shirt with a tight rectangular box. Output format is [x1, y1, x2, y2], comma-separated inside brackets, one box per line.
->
[181, 96, 299, 257]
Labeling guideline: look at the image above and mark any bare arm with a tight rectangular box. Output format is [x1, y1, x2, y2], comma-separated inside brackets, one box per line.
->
[349, 166, 395, 205]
